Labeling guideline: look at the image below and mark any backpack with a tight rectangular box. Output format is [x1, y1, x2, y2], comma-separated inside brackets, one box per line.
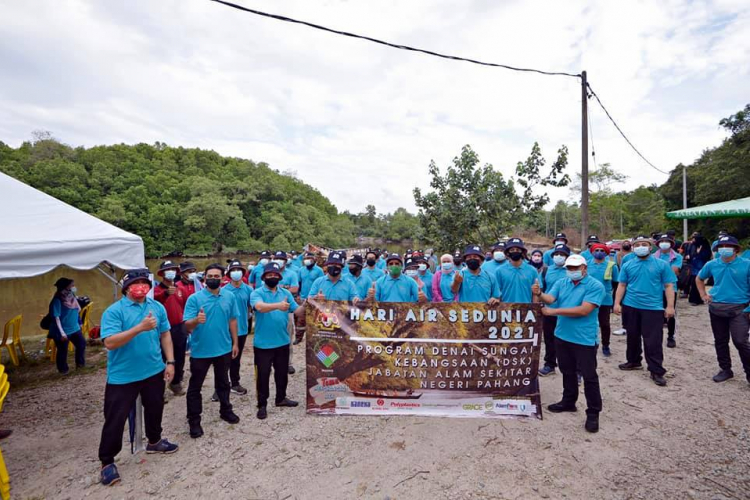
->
[39, 298, 55, 330]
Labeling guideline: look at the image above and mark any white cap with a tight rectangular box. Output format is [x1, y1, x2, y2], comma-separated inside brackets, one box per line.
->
[565, 255, 587, 267]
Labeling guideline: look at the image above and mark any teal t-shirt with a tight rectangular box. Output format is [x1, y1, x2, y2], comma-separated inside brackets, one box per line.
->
[101, 297, 170, 385]
[494, 262, 538, 304]
[248, 264, 265, 288]
[457, 269, 500, 303]
[299, 265, 325, 298]
[656, 250, 683, 272]
[250, 285, 299, 349]
[547, 276, 605, 346]
[587, 260, 619, 307]
[697, 257, 750, 304]
[346, 273, 372, 300]
[184, 288, 239, 358]
[437, 271, 456, 302]
[309, 275, 359, 301]
[51, 298, 81, 334]
[542, 248, 555, 267]
[280, 268, 299, 292]
[361, 266, 384, 283]
[222, 282, 253, 336]
[544, 265, 567, 293]
[481, 259, 505, 274]
[374, 274, 419, 302]
[619, 256, 675, 311]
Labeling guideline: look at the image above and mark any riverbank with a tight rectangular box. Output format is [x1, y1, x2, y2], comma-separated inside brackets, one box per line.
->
[2, 297, 749, 499]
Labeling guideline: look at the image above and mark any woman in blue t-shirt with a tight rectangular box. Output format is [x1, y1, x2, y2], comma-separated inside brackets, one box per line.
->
[48, 277, 86, 374]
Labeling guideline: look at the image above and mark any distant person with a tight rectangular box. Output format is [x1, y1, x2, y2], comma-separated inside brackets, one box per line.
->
[48, 278, 85, 374]
[617, 239, 633, 269]
[345, 254, 371, 300]
[686, 233, 712, 305]
[543, 232, 568, 267]
[249, 250, 272, 289]
[362, 249, 385, 283]
[153, 261, 187, 395]
[404, 257, 431, 302]
[529, 249, 546, 274]
[481, 241, 507, 274]
[587, 243, 618, 357]
[655, 235, 682, 348]
[580, 235, 601, 261]
[98, 269, 178, 486]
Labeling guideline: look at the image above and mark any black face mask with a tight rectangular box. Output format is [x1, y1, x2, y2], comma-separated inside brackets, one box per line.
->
[366, 258, 377, 267]
[453, 259, 463, 267]
[349, 266, 361, 276]
[264, 277, 280, 288]
[205, 278, 221, 290]
[466, 259, 481, 271]
[509, 252, 523, 261]
[622, 245, 632, 251]
[328, 266, 342, 277]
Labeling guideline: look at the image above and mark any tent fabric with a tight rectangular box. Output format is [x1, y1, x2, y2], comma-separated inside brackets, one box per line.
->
[665, 196, 750, 220]
[0, 171, 145, 279]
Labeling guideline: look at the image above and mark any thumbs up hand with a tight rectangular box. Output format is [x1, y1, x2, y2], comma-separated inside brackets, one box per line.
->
[532, 279, 541, 296]
[197, 307, 207, 324]
[367, 282, 376, 301]
[278, 297, 291, 312]
[139, 312, 158, 332]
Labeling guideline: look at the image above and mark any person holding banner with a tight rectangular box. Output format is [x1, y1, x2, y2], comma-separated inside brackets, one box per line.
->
[452, 245, 501, 305]
[309, 252, 360, 302]
[494, 237, 538, 303]
[98, 268, 178, 487]
[368, 253, 425, 303]
[251, 262, 305, 420]
[183, 264, 241, 438]
[538, 243, 571, 376]
[532, 255, 605, 433]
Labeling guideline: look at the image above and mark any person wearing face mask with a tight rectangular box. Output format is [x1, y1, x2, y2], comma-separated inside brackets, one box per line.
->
[248, 251, 272, 289]
[533, 255, 605, 433]
[309, 252, 361, 302]
[580, 235, 601, 261]
[543, 232, 569, 267]
[287, 250, 302, 271]
[362, 249, 385, 283]
[98, 269, 178, 486]
[453, 250, 466, 271]
[452, 245, 501, 305]
[154, 261, 188, 395]
[250, 262, 305, 419]
[481, 242, 507, 274]
[432, 254, 458, 302]
[586, 244, 619, 357]
[345, 255, 372, 300]
[176, 261, 198, 301]
[695, 235, 750, 384]
[217, 260, 254, 396]
[538, 244, 572, 376]
[656, 235, 683, 348]
[367, 254, 423, 303]
[377, 250, 389, 271]
[614, 235, 676, 386]
[617, 240, 633, 268]
[686, 233, 712, 305]
[271, 250, 301, 374]
[47, 277, 84, 374]
[495, 238, 539, 304]
[404, 257, 432, 302]
[298, 252, 325, 299]
[183, 264, 241, 438]
[529, 249, 546, 275]
[416, 256, 434, 287]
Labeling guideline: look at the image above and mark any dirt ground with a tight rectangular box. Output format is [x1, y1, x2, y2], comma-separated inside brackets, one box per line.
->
[3, 298, 749, 500]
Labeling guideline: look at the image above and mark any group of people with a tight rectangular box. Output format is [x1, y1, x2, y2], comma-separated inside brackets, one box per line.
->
[93, 231, 750, 486]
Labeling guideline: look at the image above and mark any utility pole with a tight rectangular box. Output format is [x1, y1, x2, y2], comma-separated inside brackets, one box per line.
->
[545, 211, 549, 238]
[682, 165, 688, 242]
[581, 70, 589, 247]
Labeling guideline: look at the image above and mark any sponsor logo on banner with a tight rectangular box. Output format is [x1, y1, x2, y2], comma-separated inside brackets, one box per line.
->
[315, 307, 341, 331]
[316, 344, 340, 368]
[351, 401, 371, 408]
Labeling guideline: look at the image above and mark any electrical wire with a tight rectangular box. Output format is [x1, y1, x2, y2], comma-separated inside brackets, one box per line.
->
[209, 0, 581, 78]
[586, 83, 668, 174]
[588, 99, 598, 170]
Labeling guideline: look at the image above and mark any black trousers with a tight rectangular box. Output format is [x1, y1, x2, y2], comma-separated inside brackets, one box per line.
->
[598, 306, 612, 347]
[555, 338, 602, 415]
[98, 371, 165, 466]
[662, 292, 677, 337]
[622, 305, 666, 376]
[542, 316, 558, 368]
[54, 330, 86, 373]
[254, 344, 290, 408]
[709, 307, 750, 374]
[163, 322, 187, 385]
[688, 275, 704, 305]
[186, 353, 233, 424]
[229, 335, 249, 386]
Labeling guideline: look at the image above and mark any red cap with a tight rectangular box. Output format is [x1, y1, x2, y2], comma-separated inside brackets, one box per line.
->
[590, 243, 609, 253]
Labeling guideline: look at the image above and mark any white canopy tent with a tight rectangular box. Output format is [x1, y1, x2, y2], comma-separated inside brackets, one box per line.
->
[0, 171, 145, 280]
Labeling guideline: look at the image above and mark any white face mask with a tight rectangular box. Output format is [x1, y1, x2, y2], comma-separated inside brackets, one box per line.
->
[554, 240, 565, 246]
[303, 259, 314, 267]
[493, 251, 506, 262]
[187, 272, 197, 281]
[404, 269, 418, 277]
[230, 270, 243, 282]
[164, 270, 177, 281]
[634, 246, 651, 257]
[553, 255, 566, 266]
[658, 242, 671, 251]
[69, 286, 77, 294]
[273, 259, 286, 268]
[418, 264, 427, 272]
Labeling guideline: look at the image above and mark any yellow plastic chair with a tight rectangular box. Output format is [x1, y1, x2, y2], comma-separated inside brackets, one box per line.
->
[79, 303, 93, 339]
[0, 316, 25, 366]
[0, 363, 10, 500]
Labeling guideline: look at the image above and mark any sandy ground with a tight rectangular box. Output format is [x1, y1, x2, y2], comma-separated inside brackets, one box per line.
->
[3, 297, 750, 500]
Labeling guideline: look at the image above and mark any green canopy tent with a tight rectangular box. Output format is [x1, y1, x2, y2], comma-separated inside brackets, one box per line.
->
[666, 197, 750, 219]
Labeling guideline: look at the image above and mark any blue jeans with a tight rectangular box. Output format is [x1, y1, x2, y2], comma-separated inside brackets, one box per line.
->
[54, 330, 86, 373]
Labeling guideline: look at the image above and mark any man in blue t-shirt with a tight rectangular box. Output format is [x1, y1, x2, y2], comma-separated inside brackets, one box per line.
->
[251, 262, 305, 420]
[656, 234, 683, 347]
[452, 245, 501, 304]
[495, 237, 538, 304]
[538, 244, 571, 376]
[580, 234, 601, 262]
[298, 252, 325, 299]
[534, 254, 604, 433]
[309, 251, 360, 301]
[587, 243, 619, 357]
[221, 260, 254, 395]
[345, 254, 372, 300]
[614, 235, 675, 387]
[481, 241, 507, 274]
[367, 254, 425, 303]
[249, 250, 272, 288]
[271, 250, 300, 374]
[696, 235, 750, 384]
[542, 232, 569, 267]
[98, 269, 178, 487]
[184, 264, 240, 438]
[404, 257, 432, 302]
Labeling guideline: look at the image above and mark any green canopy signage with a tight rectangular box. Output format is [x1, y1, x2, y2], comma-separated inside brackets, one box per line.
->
[666, 197, 750, 220]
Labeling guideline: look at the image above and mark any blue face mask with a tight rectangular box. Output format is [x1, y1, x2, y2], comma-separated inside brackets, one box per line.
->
[553, 255, 566, 266]
[718, 247, 735, 259]
[441, 262, 454, 271]
[230, 270, 244, 282]
[566, 270, 583, 281]
[634, 246, 651, 257]
[593, 250, 607, 260]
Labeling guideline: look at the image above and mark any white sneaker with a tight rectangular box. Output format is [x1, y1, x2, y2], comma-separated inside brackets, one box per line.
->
[613, 328, 627, 336]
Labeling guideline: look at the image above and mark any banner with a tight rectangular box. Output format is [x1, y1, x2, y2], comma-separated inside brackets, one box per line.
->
[305, 299, 543, 419]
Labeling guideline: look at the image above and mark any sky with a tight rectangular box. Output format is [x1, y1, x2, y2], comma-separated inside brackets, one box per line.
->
[1, 0, 748, 214]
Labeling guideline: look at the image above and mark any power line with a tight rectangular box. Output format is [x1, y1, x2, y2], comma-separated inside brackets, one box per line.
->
[586, 83, 669, 175]
[209, 0, 581, 78]
[588, 100, 598, 171]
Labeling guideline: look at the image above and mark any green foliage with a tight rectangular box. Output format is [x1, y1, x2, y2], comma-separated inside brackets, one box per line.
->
[413, 143, 569, 250]
[0, 137, 356, 256]
[345, 206, 423, 242]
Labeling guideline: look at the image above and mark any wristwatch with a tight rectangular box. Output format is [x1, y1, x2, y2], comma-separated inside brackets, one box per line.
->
[166, 361, 176, 366]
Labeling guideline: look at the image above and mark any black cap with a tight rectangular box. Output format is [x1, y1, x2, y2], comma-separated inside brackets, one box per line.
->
[463, 244, 483, 258]
[553, 232, 568, 242]
[179, 261, 196, 273]
[348, 254, 364, 267]
[54, 277, 74, 291]
[385, 253, 403, 264]
[227, 259, 245, 274]
[261, 262, 283, 278]
[260, 250, 272, 258]
[404, 257, 418, 269]
[158, 260, 180, 276]
[453, 250, 462, 259]
[505, 237, 526, 252]
[716, 235, 740, 248]
[274, 250, 287, 260]
[552, 243, 571, 256]
[586, 235, 600, 244]
[122, 268, 151, 293]
[325, 251, 346, 266]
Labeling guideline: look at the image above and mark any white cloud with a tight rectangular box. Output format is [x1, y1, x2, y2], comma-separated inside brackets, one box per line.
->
[0, 0, 747, 214]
